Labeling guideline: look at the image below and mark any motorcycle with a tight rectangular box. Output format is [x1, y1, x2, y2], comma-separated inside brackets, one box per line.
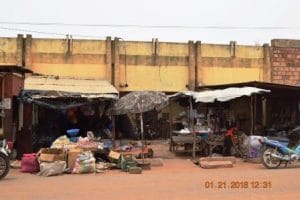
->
[0, 139, 10, 179]
[260, 127, 300, 169]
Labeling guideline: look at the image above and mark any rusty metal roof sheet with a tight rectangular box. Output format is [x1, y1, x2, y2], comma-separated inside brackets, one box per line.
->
[24, 75, 119, 99]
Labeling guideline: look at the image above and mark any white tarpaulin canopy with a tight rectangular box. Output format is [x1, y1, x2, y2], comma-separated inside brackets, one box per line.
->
[170, 87, 270, 103]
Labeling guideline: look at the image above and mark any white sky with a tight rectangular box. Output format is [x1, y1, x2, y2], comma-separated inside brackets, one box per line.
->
[1, 0, 300, 44]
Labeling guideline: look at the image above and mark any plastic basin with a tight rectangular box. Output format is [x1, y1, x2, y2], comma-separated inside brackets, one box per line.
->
[67, 129, 80, 137]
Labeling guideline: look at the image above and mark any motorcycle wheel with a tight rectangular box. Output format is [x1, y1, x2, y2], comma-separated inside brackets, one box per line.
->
[0, 152, 10, 179]
[262, 147, 281, 169]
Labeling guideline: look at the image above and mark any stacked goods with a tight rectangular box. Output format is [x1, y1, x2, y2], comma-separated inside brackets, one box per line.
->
[51, 136, 73, 149]
[38, 148, 66, 162]
[67, 148, 83, 169]
[72, 151, 96, 174]
[37, 148, 67, 177]
[77, 136, 97, 151]
[120, 154, 138, 172]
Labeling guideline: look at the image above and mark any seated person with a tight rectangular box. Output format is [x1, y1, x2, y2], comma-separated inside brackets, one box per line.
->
[223, 123, 238, 156]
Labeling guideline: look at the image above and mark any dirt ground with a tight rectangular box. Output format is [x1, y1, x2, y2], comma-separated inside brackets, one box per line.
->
[1, 141, 300, 200]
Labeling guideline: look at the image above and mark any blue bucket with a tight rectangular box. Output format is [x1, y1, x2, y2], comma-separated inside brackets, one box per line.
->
[67, 129, 80, 137]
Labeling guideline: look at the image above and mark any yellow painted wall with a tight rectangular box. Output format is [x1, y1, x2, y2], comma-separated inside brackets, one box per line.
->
[201, 44, 264, 58]
[31, 64, 107, 79]
[30, 38, 107, 79]
[235, 45, 264, 58]
[119, 41, 152, 55]
[158, 42, 189, 56]
[201, 44, 231, 57]
[199, 43, 265, 85]
[200, 67, 262, 85]
[119, 65, 189, 92]
[0, 38, 17, 53]
[0, 36, 269, 92]
[0, 37, 18, 65]
[72, 40, 106, 54]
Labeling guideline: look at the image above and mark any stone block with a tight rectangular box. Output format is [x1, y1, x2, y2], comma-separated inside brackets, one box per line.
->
[199, 156, 236, 164]
[136, 158, 163, 167]
[200, 161, 233, 169]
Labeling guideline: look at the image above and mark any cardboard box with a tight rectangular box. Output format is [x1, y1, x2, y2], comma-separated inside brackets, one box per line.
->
[109, 150, 121, 160]
[39, 148, 66, 162]
[67, 148, 83, 169]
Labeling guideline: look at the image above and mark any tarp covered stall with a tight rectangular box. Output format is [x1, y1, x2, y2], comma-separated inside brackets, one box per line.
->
[170, 87, 270, 103]
[198, 81, 300, 135]
[17, 75, 120, 152]
[169, 87, 270, 157]
[19, 76, 119, 109]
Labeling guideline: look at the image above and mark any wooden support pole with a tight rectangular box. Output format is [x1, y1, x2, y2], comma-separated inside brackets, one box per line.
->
[250, 96, 254, 135]
[190, 96, 196, 159]
[112, 115, 116, 148]
[262, 97, 267, 127]
[169, 101, 173, 152]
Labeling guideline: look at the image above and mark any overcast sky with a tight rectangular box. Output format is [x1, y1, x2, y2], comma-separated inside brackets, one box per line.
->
[0, 0, 300, 44]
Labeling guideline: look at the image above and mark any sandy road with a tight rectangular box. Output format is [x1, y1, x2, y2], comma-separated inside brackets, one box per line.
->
[1, 141, 300, 200]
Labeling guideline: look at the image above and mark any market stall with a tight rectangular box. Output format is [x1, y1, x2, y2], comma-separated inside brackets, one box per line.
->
[112, 91, 169, 167]
[17, 75, 119, 154]
[169, 87, 270, 158]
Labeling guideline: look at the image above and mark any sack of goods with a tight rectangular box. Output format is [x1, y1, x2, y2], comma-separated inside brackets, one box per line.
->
[20, 153, 40, 173]
[38, 161, 66, 177]
[51, 135, 72, 149]
[72, 151, 96, 174]
[77, 136, 97, 150]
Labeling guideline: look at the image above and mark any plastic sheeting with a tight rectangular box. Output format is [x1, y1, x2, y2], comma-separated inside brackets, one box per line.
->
[169, 87, 270, 103]
[19, 75, 119, 110]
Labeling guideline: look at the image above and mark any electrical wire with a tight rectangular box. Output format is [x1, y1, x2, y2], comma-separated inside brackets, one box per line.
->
[0, 26, 107, 39]
[1, 21, 300, 30]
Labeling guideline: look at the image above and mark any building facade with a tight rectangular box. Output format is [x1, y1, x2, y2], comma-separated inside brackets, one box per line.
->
[4, 35, 300, 93]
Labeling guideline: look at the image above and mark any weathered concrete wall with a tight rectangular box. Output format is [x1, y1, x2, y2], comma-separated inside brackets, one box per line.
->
[199, 43, 267, 85]
[0, 35, 278, 92]
[27, 37, 108, 79]
[117, 40, 189, 92]
[0, 37, 20, 65]
[271, 39, 300, 85]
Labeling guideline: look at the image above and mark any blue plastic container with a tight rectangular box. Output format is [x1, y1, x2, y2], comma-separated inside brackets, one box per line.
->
[69, 137, 78, 143]
[67, 129, 80, 137]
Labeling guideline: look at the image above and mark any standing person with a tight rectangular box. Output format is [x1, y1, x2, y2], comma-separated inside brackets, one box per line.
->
[223, 123, 237, 156]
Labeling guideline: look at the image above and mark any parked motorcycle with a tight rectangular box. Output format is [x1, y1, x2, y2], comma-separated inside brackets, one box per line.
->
[0, 139, 10, 179]
[260, 127, 300, 169]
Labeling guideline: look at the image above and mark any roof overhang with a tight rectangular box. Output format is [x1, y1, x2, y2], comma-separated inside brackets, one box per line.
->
[23, 75, 119, 100]
[0, 65, 33, 74]
[170, 87, 270, 103]
[197, 81, 300, 92]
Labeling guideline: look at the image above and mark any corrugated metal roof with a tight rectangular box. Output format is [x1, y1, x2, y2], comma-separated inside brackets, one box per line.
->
[170, 87, 270, 103]
[193, 87, 270, 103]
[197, 81, 300, 91]
[24, 75, 119, 99]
